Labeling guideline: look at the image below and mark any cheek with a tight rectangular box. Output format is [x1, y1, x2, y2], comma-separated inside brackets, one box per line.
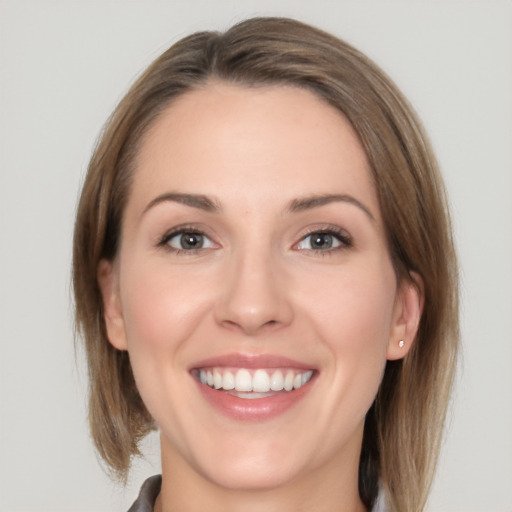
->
[298, 261, 396, 410]
[300, 259, 396, 349]
[117, 261, 213, 410]
[117, 262, 211, 435]
[120, 261, 215, 352]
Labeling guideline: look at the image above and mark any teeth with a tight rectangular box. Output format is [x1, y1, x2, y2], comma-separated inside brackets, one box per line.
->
[234, 392, 271, 399]
[234, 369, 252, 392]
[284, 371, 294, 391]
[301, 370, 313, 385]
[198, 367, 313, 393]
[222, 371, 235, 390]
[213, 370, 223, 389]
[253, 369, 271, 392]
[270, 370, 284, 391]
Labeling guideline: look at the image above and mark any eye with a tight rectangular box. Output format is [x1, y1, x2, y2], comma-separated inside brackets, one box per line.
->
[161, 230, 216, 252]
[295, 229, 351, 252]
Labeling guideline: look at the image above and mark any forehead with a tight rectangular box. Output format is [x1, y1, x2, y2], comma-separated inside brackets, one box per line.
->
[130, 82, 378, 216]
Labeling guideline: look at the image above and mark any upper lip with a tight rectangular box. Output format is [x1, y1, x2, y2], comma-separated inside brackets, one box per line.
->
[190, 353, 316, 371]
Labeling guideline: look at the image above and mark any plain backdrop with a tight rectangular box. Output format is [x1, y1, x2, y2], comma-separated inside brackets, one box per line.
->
[0, 1, 511, 511]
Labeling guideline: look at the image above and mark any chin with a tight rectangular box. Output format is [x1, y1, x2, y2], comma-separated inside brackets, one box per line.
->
[198, 456, 301, 492]
[176, 428, 309, 492]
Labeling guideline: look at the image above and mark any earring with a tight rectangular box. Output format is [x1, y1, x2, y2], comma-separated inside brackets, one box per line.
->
[398, 340, 405, 348]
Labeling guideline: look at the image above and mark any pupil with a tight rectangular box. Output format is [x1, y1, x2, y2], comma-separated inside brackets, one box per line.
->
[181, 233, 203, 249]
[311, 233, 332, 249]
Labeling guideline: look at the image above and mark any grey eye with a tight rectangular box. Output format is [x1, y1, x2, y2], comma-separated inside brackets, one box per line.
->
[167, 232, 214, 250]
[297, 232, 342, 250]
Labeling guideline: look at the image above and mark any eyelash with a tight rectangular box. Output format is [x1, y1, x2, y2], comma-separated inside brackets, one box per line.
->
[158, 226, 215, 255]
[295, 227, 353, 255]
[157, 226, 353, 255]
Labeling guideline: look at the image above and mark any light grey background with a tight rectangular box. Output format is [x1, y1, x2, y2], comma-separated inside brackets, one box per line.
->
[1, 1, 511, 511]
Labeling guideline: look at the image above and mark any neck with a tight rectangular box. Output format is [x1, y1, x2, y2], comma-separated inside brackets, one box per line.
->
[155, 435, 367, 512]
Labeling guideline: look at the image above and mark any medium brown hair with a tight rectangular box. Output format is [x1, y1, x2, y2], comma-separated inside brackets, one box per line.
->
[73, 17, 459, 512]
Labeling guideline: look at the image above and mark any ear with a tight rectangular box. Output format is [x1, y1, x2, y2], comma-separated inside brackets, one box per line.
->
[386, 271, 424, 360]
[97, 259, 128, 351]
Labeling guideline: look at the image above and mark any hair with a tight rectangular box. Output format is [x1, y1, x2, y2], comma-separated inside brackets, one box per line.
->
[73, 16, 459, 512]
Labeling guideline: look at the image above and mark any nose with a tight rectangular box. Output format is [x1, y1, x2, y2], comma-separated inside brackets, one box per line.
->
[214, 247, 294, 336]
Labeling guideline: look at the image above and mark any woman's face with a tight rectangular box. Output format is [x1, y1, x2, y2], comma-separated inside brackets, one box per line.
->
[100, 83, 420, 493]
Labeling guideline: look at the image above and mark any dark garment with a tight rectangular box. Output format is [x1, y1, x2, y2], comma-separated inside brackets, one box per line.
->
[127, 474, 386, 511]
[127, 475, 162, 512]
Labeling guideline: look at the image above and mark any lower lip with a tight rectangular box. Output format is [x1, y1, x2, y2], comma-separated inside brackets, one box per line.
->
[194, 376, 315, 421]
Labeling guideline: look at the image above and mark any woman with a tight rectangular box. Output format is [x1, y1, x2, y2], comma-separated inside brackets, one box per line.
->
[73, 17, 458, 512]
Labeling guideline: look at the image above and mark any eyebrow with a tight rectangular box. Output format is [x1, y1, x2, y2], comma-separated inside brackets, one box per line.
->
[142, 191, 374, 221]
[142, 192, 220, 215]
[286, 194, 375, 221]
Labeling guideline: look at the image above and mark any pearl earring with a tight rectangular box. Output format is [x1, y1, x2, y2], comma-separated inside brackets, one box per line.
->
[398, 340, 405, 348]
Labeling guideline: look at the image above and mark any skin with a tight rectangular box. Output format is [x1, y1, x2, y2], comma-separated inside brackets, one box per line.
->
[99, 83, 422, 512]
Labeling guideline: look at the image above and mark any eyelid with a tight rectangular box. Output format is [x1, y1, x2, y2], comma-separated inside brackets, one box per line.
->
[293, 226, 353, 252]
[155, 223, 352, 254]
[168, 232, 216, 250]
[157, 224, 219, 252]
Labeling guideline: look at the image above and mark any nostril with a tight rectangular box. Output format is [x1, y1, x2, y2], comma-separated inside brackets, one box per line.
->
[219, 317, 283, 336]
[221, 318, 271, 331]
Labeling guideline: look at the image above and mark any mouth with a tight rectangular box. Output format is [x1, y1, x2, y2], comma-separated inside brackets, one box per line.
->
[192, 367, 314, 397]
[190, 354, 317, 421]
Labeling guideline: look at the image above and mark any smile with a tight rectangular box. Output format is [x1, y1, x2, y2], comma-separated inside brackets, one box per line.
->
[190, 355, 317, 421]
[196, 367, 314, 395]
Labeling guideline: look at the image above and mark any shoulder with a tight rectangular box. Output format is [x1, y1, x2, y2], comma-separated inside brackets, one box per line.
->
[126, 475, 162, 512]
